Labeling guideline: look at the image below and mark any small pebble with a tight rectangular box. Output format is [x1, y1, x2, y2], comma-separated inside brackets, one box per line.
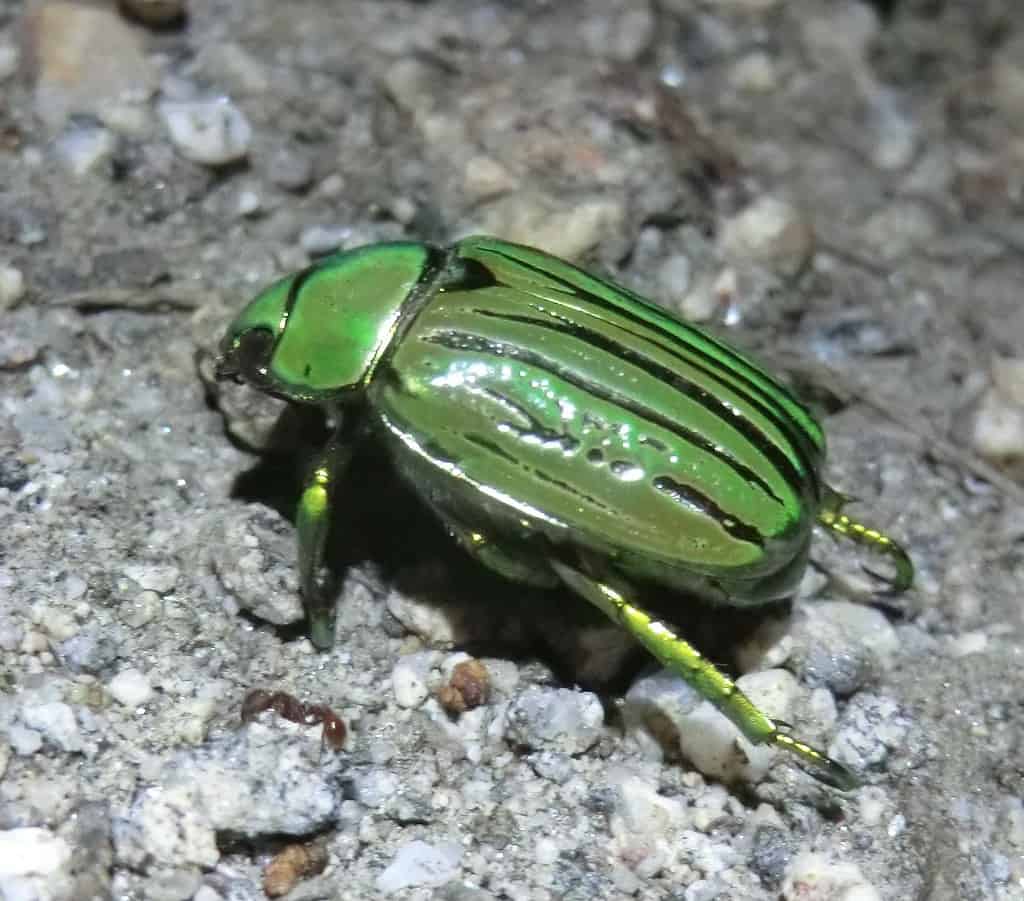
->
[749, 825, 795, 888]
[0, 828, 72, 877]
[870, 89, 917, 171]
[299, 224, 354, 257]
[375, 840, 463, 894]
[829, 693, 909, 773]
[729, 51, 778, 93]
[211, 508, 302, 626]
[579, 1, 655, 63]
[385, 583, 487, 647]
[392, 652, 438, 709]
[948, 631, 988, 657]
[719, 196, 815, 277]
[504, 686, 604, 755]
[29, 2, 158, 132]
[159, 97, 252, 166]
[53, 121, 117, 176]
[141, 868, 202, 901]
[992, 35, 1024, 129]
[479, 194, 625, 261]
[437, 659, 490, 714]
[0, 266, 25, 309]
[973, 357, 1024, 462]
[674, 669, 799, 784]
[107, 667, 153, 707]
[8, 724, 44, 756]
[266, 143, 314, 193]
[122, 564, 179, 595]
[236, 188, 262, 218]
[611, 773, 686, 842]
[622, 668, 704, 761]
[0, 42, 18, 82]
[782, 851, 881, 901]
[463, 155, 517, 199]
[656, 253, 692, 299]
[351, 769, 400, 809]
[263, 843, 328, 898]
[21, 701, 83, 753]
[859, 200, 940, 261]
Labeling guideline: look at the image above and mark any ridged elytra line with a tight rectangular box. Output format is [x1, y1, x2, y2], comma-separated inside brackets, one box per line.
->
[457, 259, 822, 494]
[652, 475, 764, 546]
[429, 307, 798, 504]
[376, 408, 568, 530]
[465, 306, 808, 502]
[471, 244, 826, 460]
[419, 328, 786, 513]
[509, 299, 823, 494]
[530, 466, 611, 511]
[462, 431, 524, 466]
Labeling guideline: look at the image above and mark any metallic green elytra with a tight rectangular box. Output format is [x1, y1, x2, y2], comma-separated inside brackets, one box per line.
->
[215, 236, 913, 790]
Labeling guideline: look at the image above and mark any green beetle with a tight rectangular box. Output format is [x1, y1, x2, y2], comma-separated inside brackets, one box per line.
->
[215, 236, 911, 789]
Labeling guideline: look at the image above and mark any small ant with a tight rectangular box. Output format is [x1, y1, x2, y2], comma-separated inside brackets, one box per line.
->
[241, 689, 346, 750]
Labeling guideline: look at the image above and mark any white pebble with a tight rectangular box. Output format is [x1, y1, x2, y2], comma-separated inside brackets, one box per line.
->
[973, 357, 1024, 461]
[719, 196, 815, 276]
[21, 702, 83, 753]
[159, 97, 252, 166]
[391, 652, 438, 709]
[376, 840, 463, 894]
[53, 123, 117, 176]
[107, 667, 153, 707]
[122, 563, 179, 594]
[8, 724, 43, 756]
[0, 828, 71, 877]
[0, 42, 17, 82]
[236, 188, 262, 218]
[948, 631, 988, 657]
[622, 668, 703, 760]
[0, 265, 25, 309]
[299, 224, 353, 257]
[782, 851, 881, 901]
[676, 669, 798, 784]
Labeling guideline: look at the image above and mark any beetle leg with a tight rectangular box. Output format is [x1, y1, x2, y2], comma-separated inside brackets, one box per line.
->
[818, 486, 913, 593]
[297, 422, 356, 650]
[443, 521, 559, 588]
[549, 559, 858, 791]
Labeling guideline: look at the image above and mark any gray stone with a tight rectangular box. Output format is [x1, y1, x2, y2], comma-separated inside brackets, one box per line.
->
[376, 840, 463, 894]
[504, 687, 604, 756]
[20, 702, 82, 753]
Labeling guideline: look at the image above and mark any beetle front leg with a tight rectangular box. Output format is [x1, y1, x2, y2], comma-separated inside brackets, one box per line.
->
[549, 559, 857, 791]
[297, 420, 356, 650]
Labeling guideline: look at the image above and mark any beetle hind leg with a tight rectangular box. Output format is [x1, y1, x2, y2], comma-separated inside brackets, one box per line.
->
[818, 486, 913, 593]
[549, 558, 857, 790]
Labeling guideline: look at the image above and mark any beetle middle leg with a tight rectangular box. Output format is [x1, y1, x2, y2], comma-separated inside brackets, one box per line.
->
[549, 558, 857, 790]
[297, 415, 358, 650]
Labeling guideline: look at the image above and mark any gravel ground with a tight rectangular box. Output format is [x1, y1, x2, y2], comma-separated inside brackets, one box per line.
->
[2, 1, 1024, 899]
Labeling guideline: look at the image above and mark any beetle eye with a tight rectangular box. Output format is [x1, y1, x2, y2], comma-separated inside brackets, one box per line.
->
[235, 328, 275, 381]
[214, 327, 277, 386]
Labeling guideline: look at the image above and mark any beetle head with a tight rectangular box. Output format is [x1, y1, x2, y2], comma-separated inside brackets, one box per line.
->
[215, 242, 433, 403]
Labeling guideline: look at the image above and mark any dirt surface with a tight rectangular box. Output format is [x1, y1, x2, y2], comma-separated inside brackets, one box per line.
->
[2, 1, 1023, 899]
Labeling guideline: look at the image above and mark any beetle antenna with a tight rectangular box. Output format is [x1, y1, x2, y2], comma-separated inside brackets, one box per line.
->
[818, 486, 913, 593]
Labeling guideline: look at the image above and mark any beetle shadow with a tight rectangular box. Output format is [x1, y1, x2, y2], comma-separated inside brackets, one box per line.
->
[224, 407, 797, 701]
